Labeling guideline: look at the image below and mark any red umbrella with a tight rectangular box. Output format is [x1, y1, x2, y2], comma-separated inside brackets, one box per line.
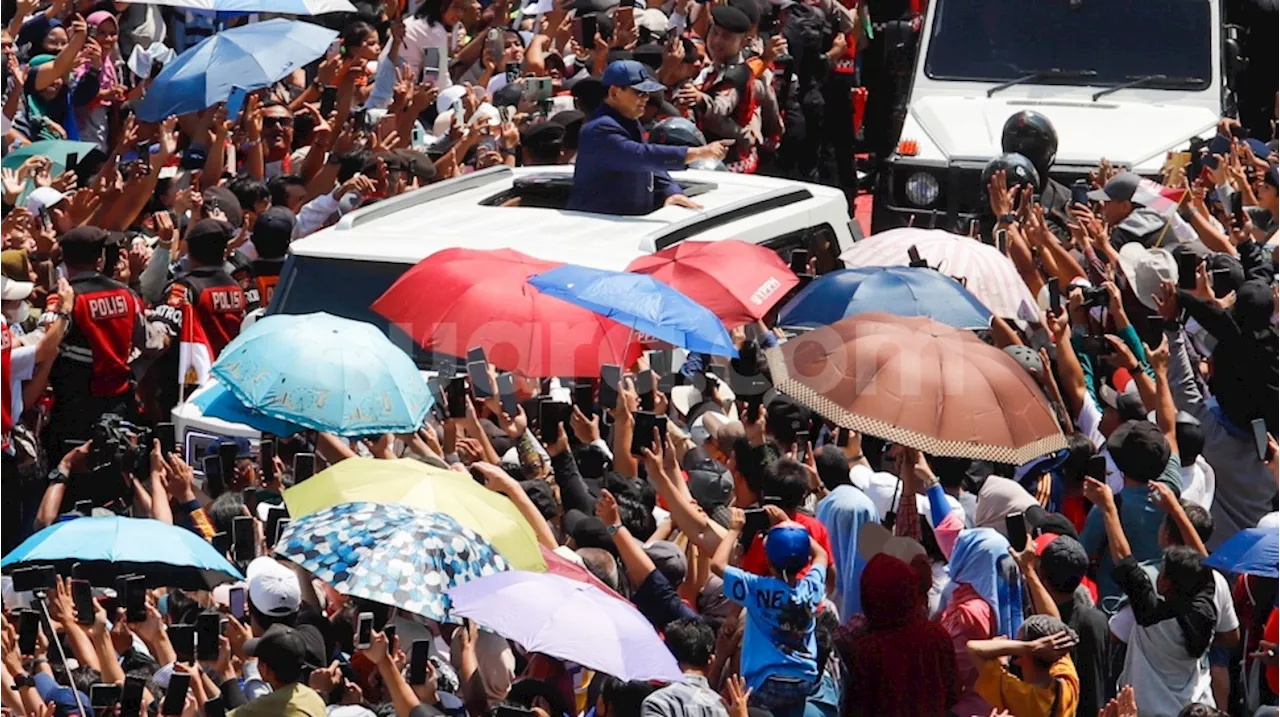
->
[371, 248, 640, 378]
[539, 545, 626, 601]
[625, 240, 799, 328]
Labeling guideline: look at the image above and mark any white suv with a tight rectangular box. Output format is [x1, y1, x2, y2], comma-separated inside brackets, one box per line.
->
[173, 166, 857, 453]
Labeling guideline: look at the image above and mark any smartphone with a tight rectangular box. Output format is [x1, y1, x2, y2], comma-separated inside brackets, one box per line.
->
[742, 507, 769, 536]
[228, 586, 247, 620]
[789, 248, 810, 275]
[162, 673, 190, 716]
[467, 361, 495, 400]
[71, 578, 96, 625]
[211, 531, 231, 557]
[599, 365, 621, 411]
[408, 639, 431, 685]
[65, 151, 79, 174]
[794, 430, 809, 462]
[525, 77, 552, 103]
[264, 506, 288, 549]
[451, 97, 465, 129]
[293, 453, 316, 483]
[1005, 512, 1028, 552]
[11, 565, 56, 593]
[580, 15, 598, 46]
[121, 575, 146, 623]
[1252, 418, 1270, 462]
[203, 455, 224, 496]
[495, 373, 518, 417]
[1070, 179, 1090, 207]
[319, 85, 338, 117]
[196, 612, 221, 661]
[573, 380, 595, 416]
[655, 414, 668, 447]
[647, 350, 674, 393]
[1231, 191, 1245, 227]
[17, 610, 39, 655]
[169, 624, 196, 663]
[74, 498, 94, 516]
[120, 675, 146, 717]
[274, 519, 291, 546]
[242, 486, 258, 516]
[486, 27, 503, 65]
[504, 61, 521, 83]
[836, 427, 851, 448]
[631, 411, 656, 455]
[356, 612, 375, 649]
[616, 5, 634, 31]
[225, 87, 249, 125]
[421, 47, 442, 84]
[219, 442, 239, 487]
[637, 370, 656, 411]
[538, 401, 567, 444]
[1048, 281, 1062, 314]
[994, 228, 1009, 255]
[154, 422, 176, 457]
[382, 624, 397, 649]
[91, 683, 123, 710]
[445, 376, 469, 419]
[232, 516, 256, 563]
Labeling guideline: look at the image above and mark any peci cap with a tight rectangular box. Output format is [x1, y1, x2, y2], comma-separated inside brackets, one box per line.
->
[1086, 170, 1141, 203]
[710, 5, 752, 33]
[1106, 420, 1172, 483]
[601, 59, 665, 93]
[520, 121, 566, 150]
[246, 556, 302, 616]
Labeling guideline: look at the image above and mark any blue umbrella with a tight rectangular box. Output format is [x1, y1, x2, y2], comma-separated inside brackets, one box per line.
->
[528, 265, 737, 357]
[275, 502, 510, 622]
[1, 517, 242, 589]
[135, 19, 337, 122]
[212, 312, 433, 436]
[190, 381, 304, 437]
[1205, 527, 1278, 578]
[135, 0, 356, 15]
[777, 266, 993, 331]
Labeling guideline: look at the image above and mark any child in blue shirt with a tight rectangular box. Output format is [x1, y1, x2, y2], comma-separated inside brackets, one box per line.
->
[712, 505, 829, 717]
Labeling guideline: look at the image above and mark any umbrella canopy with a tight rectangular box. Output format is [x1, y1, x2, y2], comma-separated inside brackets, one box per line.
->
[212, 313, 433, 436]
[135, 19, 337, 122]
[283, 458, 545, 572]
[1205, 527, 1278, 578]
[126, 0, 355, 13]
[1, 140, 102, 172]
[448, 571, 684, 682]
[189, 380, 304, 437]
[777, 266, 993, 331]
[371, 248, 641, 378]
[276, 502, 509, 622]
[540, 545, 626, 601]
[529, 265, 737, 357]
[624, 240, 799, 328]
[1, 517, 242, 590]
[766, 313, 1066, 464]
[840, 228, 1040, 322]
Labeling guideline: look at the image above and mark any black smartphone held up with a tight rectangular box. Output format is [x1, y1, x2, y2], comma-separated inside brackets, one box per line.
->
[382, 623, 397, 650]
[599, 364, 621, 411]
[742, 507, 769, 536]
[573, 380, 595, 416]
[1048, 281, 1062, 314]
[162, 673, 191, 716]
[232, 516, 256, 563]
[264, 506, 288, 549]
[637, 370, 656, 411]
[447, 376, 469, 418]
[274, 519, 291, 546]
[1252, 418, 1270, 462]
[408, 639, 431, 685]
[319, 85, 338, 117]
[794, 430, 810, 462]
[65, 151, 79, 174]
[211, 531, 231, 557]
[836, 427, 851, 448]
[156, 422, 176, 456]
[789, 248, 810, 275]
[91, 683, 123, 710]
[196, 611, 221, 661]
[242, 486, 258, 516]
[1071, 179, 1090, 208]
[293, 453, 316, 483]
[1231, 190, 1246, 227]
[630, 411, 656, 456]
[168, 623, 195, 663]
[538, 401, 568, 445]
[260, 436, 276, 484]
[504, 61, 520, 83]
[648, 350, 675, 393]
[120, 675, 146, 717]
[72, 578, 96, 626]
[467, 361, 495, 400]
[218, 442, 238, 487]
[17, 610, 39, 655]
[123, 575, 147, 623]
[580, 15, 598, 47]
[11, 565, 56, 593]
[203, 456, 224, 497]
[995, 228, 1009, 255]
[497, 373, 518, 417]
[356, 612, 375, 649]
[228, 586, 247, 620]
[1005, 511, 1028, 552]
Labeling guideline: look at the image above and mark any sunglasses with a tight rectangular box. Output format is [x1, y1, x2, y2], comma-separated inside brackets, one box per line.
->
[262, 116, 294, 128]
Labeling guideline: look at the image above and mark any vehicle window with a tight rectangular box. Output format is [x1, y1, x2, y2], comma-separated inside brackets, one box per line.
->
[924, 0, 1211, 89]
[480, 174, 719, 209]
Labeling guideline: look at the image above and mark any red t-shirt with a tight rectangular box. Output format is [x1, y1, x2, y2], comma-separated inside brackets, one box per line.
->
[740, 511, 836, 578]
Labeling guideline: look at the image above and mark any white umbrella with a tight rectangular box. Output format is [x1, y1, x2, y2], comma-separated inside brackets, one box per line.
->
[122, 0, 356, 15]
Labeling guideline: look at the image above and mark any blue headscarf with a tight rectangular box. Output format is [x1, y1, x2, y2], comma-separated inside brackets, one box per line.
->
[816, 483, 879, 618]
[944, 528, 1024, 638]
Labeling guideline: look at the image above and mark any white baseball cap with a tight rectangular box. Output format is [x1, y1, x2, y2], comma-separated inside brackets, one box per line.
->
[24, 186, 66, 214]
[246, 556, 301, 616]
[1, 275, 34, 301]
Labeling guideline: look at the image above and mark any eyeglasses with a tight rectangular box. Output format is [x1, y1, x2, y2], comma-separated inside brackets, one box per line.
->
[262, 116, 294, 128]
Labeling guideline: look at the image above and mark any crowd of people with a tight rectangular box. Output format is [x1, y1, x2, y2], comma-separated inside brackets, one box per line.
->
[1, 0, 1279, 716]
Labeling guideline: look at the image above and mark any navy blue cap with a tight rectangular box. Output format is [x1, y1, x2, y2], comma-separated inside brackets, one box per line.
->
[601, 60, 665, 93]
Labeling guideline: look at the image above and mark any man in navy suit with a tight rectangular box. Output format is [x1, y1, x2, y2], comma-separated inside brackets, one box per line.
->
[567, 60, 731, 216]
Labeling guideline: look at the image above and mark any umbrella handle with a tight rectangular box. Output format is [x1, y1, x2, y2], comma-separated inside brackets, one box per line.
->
[32, 593, 88, 717]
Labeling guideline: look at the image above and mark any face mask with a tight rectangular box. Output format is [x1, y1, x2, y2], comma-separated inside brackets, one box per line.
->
[3, 301, 29, 324]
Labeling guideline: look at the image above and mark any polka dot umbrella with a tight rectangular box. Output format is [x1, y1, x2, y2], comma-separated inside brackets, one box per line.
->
[273, 501, 509, 622]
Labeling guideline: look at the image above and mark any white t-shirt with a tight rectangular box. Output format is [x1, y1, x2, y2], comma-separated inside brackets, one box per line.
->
[1077, 398, 1125, 493]
[1212, 570, 1240, 635]
[1181, 457, 1216, 512]
[398, 17, 455, 88]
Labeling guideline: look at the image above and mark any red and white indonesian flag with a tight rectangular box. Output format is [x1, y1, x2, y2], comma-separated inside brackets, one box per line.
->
[178, 299, 213, 394]
[1133, 178, 1187, 217]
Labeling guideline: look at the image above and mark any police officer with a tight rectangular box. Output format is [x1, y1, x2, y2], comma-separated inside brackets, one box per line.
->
[1001, 110, 1072, 237]
[48, 227, 147, 450]
[237, 206, 295, 315]
[691, 6, 770, 174]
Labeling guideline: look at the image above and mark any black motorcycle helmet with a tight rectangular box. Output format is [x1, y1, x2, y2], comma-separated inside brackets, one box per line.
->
[1001, 110, 1058, 182]
[980, 152, 1041, 199]
[648, 117, 707, 148]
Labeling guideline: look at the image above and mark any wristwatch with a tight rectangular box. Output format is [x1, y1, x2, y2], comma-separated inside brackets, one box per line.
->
[605, 524, 621, 536]
[10, 673, 34, 689]
[997, 213, 1018, 225]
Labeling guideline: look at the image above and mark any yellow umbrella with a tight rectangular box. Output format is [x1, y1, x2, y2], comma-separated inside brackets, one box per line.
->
[282, 458, 546, 572]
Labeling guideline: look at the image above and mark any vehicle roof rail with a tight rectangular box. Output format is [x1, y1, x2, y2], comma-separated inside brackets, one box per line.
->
[645, 187, 815, 251]
[335, 166, 514, 231]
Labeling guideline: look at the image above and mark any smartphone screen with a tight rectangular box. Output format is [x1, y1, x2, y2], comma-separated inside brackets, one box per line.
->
[836, 427, 851, 448]
[232, 516, 256, 562]
[274, 519, 291, 546]
[91, 683, 123, 710]
[573, 380, 595, 416]
[1071, 180, 1090, 207]
[1048, 281, 1061, 314]
[422, 47, 442, 84]
[241, 486, 258, 516]
[120, 575, 145, 623]
[319, 85, 338, 117]
[1231, 191, 1245, 226]
[1005, 511, 1028, 551]
[229, 586, 247, 620]
[794, 430, 809, 462]
[580, 15, 598, 46]
[264, 506, 288, 549]
[17, 610, 39, 654]
[446, 377, 469, 418]
[995, 228, 1009, 255]
[637, 370, 656, 411]
[120, 675, 146, 717]
[211, 531, 231, 557]
[742, 507, 769, 536]
[408, 639, 430, 684]
[599, 365, 621, 410]
[218, 442, 238, 488]
[1252, 418, 1269, 462]
[382, 624, 397, 649]
[225, 87, 249, 125]
[65, 151, 79, 175]
[631, 411, 656, 456]
[203, 456, 224, 496]
[538, 401, 566, 444]
[789, 248, 810, 275]
[72, 578, 95, 625]
[156, 422, 176, 456]
[356, 612, 374, 649]
[468, 361, 495, 399]
[162, 673, 190, 716]
[647, 350, 673, 391]
[169, 624, 196, 663]
[293, 453, 316, 483]
[496, 373, 518, 417]
[196, 612, 221, 661]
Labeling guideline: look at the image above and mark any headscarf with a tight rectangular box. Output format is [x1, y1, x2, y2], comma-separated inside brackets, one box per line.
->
[17, 16, 61, 58]
[78, 12, 120, 95]
[943, 528, 1024, 638]
[816, 484, 879, 619]
[23, 54, 81, 141]
[973, 476, 1038, 536]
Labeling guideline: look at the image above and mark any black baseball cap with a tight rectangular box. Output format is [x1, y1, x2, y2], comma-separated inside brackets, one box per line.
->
[710, 5, 752, 33]
[1106, 420, 1171, 483]
[243, 623, 326, 683]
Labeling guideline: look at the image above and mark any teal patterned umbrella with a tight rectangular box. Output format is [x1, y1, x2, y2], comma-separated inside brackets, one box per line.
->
[274, 502, 509, 621]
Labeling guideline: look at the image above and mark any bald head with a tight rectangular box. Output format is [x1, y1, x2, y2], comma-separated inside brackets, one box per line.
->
[704, 414, 745, 459]
[576, 548, 620, 592]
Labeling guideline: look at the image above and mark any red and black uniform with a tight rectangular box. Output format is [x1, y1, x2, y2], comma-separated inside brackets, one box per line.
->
[233, 257, 286, 314]
[48, 272, 146, 448]
[147, 265, 245, 416]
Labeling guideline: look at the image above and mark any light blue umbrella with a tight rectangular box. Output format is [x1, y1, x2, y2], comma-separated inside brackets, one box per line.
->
[190, 380, 304, 437]
[212, 313, 433, 436]
[778, 267, 993, 331]
[135, 19, 337, 122]
[528, 265, 737, 357]
[1, 517, 242, 589]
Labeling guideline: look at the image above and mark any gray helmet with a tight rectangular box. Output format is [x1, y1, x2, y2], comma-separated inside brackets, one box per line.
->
[981, 152, 1040, 194]
[649, 117, 706, 148]
[688, 158, 728, 171]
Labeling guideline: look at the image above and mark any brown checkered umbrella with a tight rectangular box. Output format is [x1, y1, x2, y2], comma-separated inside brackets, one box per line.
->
[766, 313, 1066, 464]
